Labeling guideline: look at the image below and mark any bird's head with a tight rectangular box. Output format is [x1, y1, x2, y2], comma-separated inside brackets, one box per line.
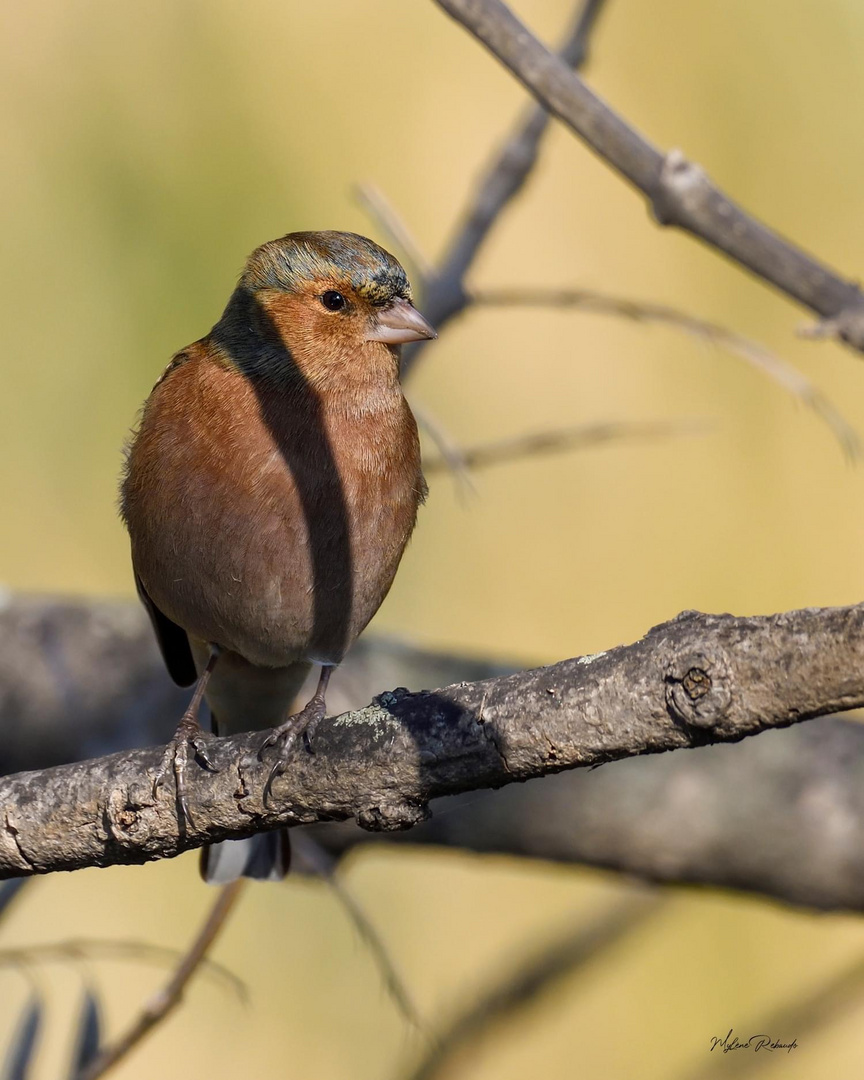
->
[238, 231, 436, 354]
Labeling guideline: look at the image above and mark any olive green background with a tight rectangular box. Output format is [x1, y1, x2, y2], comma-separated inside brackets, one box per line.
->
[2, 1, 864, 1077]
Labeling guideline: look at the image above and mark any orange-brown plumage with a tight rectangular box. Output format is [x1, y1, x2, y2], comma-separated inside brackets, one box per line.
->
[120, 231, 435, 881]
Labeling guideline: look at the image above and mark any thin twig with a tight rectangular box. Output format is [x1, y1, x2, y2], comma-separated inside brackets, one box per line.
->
[354, 183, 435, 285]
[403, 889, 663, 1080]
[411, 403, 476, 494]
[291, 833, 426, 1033]
[423, 418, 705, 474]
[433, 0, 864, 353]
[0, 939, 244, 1000]
[472, 287, 861, 459]
[401, 0, 607, 377]
[78, 881, 245, 1080]
[431, 0, 605, 288]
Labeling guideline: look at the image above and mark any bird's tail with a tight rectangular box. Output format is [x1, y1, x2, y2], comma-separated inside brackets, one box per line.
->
[200, 830, 291, 884]
[194, 654, 312, 884]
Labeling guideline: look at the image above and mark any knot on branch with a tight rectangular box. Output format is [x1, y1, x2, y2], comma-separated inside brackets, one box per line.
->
[664, 649, 732, 730]
[104, 786, 151, 848]
[651, 149, 709, 227]
[356, 799, 430, 833]
[2, 808, 34, 871]
[799, 306, 864, 352]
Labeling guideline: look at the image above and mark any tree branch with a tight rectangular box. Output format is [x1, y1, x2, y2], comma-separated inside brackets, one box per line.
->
[412, 402, 477, 493]
[360, 0, 857, 458]
[472, 287, 861, 458]
[290, 833, 426, 1033]
[354, 183, 435, 286]
[0, 596, 513, 777]
[313, 714, 864, 912]
[1, 604, 863, 880]
[433, 0, 864, 353]
[78, 881, 245, 1080]
[422, 418, 704, 473]
[401, 0, 606, 377]
[0, 939, 243, 996]
[6, 595, 864, 911]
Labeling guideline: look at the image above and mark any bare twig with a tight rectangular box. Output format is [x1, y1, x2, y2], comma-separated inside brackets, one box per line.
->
[472, 287, 861, 458]
[361, 0, 858, 457]
[557, 0, 607, 71]
[78, 881, 245, 1080]
[403, 889, 662, 1080]
[291, 834, 425, 1033]
[355, 183, 435, 286]
[411, 402, 476, 495]
[312, 711, 864, 914]
[3, 603, 864, 880]
[433, 0, 864, 354]
[422, 418, 705, 473]
[401, 0, 607, 377]
[0, 939, 244, 1000]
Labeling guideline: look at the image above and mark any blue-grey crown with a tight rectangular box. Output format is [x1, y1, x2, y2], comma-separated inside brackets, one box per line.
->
[243, 231, 411, 305]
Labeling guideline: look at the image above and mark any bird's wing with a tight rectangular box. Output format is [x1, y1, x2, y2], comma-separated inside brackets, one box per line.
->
[135, 572, 197, 687]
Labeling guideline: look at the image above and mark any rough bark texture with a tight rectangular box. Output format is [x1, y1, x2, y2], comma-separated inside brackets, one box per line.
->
[433, 0, 864, 351]
[0, 593, 512, 775]
[1, 599, 863, 881]
[312, 715, 864, 912]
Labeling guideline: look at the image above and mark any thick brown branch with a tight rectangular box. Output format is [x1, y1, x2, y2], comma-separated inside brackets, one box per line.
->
[434, 0, 864, 353]
[6, 595, 864, 911]
[0, 596, 512, 777]
[1, 604, 863, 880]
[314, 714, 864, 912]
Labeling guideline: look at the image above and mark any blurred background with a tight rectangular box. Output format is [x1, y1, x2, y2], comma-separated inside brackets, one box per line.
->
[2, 0, 864, 1076]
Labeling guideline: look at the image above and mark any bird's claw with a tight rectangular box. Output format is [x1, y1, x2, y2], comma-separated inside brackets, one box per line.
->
[262, 756, 287, 809]
[152, 713, 220, 832]
[259, 724, 302, 808]
[259, 705, 322, 807]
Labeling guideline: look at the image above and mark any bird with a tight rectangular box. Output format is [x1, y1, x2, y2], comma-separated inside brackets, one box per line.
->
[120, 230, 436, 883]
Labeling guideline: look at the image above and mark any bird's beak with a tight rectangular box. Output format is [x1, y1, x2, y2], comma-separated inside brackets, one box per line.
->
[366, 297, 438, 345]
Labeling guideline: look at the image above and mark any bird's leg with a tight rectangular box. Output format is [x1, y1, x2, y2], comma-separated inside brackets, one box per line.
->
[259, 664, 334, 806]
[152, 645, 221, 830]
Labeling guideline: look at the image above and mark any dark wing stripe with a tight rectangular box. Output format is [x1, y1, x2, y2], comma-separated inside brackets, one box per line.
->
[134, 573, 197, 687]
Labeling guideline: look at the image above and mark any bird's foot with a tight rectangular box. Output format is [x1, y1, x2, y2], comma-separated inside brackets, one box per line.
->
[259, 697, 326, 807]
[152, 711, 220, 831]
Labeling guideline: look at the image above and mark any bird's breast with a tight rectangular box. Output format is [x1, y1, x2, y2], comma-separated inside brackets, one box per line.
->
[124, 355, 423, 668]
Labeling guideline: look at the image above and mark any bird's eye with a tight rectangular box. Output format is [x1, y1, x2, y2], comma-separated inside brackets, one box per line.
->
[321, 291, 346, 312]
